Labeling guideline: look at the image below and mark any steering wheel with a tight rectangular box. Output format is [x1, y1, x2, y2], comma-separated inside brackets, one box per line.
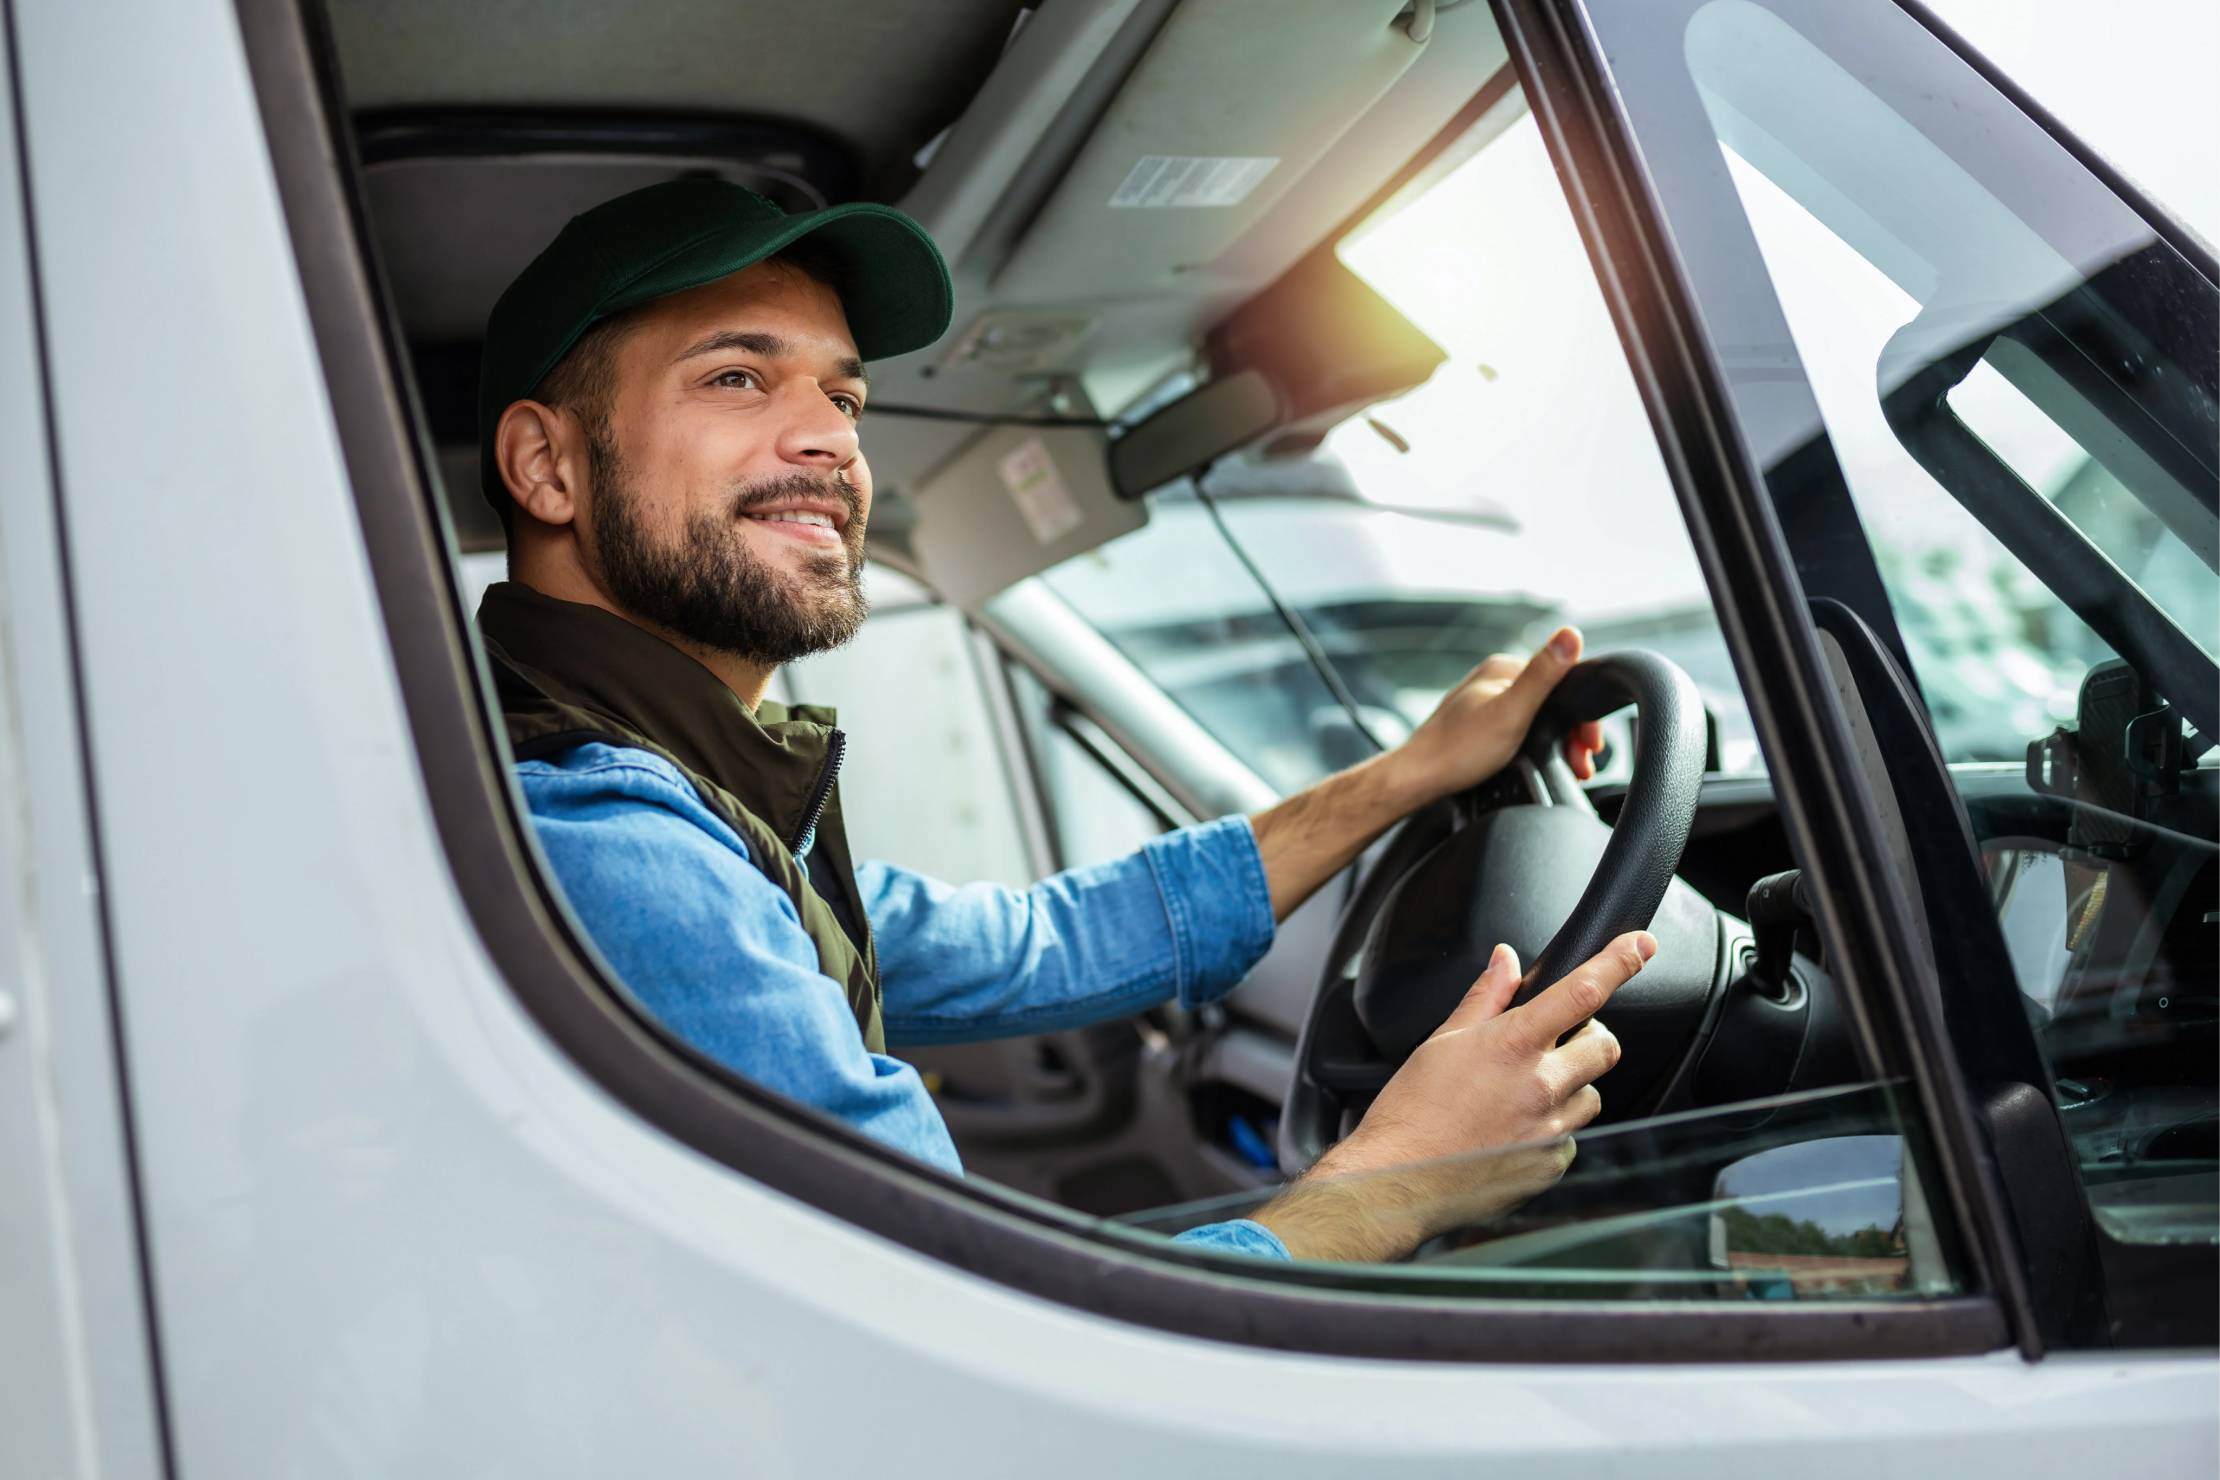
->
[1278, 652, 1722, 1173]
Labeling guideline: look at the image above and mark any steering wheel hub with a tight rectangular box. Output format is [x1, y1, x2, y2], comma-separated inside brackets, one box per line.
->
[1353, 801, 1721, 1109]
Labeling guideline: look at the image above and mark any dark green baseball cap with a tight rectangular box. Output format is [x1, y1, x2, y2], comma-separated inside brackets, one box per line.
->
[478, 177, 953, 518]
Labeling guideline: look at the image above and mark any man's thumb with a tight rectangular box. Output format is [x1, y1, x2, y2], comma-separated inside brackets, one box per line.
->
[1450, 943, 1522, 1027]
[1506, 627, 1583, 712]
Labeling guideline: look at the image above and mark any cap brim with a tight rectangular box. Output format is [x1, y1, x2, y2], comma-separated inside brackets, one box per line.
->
[606, 201, 954, 363]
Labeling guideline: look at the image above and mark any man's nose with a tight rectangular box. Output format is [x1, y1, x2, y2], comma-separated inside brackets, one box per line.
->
[774, 381, 861, 469]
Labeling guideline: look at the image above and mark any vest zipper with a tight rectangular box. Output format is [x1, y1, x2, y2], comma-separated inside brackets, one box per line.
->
[788, 727, 845, 860]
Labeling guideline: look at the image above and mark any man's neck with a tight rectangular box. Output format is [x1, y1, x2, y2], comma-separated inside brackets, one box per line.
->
[657, 627, 777, 711]
[505, 567, 776, 709]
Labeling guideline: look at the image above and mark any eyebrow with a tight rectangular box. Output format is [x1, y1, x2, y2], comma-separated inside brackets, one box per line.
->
[673, 329, 869, 386]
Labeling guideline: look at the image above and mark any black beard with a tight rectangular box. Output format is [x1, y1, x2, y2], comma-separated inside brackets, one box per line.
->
[585, 432, 869, 666]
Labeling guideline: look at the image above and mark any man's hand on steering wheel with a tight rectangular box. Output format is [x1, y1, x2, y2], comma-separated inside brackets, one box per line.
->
[1250, 931, 1655, 1264]
[1247, 626, 1606, 923]
[1397, 626, 1609, 796]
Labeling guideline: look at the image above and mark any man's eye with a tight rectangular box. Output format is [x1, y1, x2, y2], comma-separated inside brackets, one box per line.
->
[711, 369, 760, 390]
[832, 394, 863, 420]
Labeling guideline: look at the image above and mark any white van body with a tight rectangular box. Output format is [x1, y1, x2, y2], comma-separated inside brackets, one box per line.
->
[0, 3, 2212, 1477]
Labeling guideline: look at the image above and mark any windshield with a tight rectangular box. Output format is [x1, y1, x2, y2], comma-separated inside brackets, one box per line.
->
[1043, 108, 1758, 794]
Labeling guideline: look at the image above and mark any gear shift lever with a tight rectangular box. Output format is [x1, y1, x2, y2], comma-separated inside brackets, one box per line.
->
[1744, 868, 1811, 1000]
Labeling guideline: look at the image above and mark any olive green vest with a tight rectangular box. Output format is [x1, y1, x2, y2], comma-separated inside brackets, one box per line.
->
[477, 581, 884, 1051]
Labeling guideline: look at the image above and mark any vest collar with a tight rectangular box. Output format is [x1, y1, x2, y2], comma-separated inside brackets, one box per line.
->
[477, 581, 841, 845]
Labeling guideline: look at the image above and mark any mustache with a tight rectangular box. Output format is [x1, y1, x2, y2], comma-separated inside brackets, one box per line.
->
[730, 469, 863, 527]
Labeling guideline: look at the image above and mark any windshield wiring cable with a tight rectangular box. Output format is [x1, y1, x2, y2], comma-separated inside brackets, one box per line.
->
[1190, 469, 1388, 756]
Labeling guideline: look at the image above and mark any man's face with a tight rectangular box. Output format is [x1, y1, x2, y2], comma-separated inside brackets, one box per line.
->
[578, 261, 874, 666]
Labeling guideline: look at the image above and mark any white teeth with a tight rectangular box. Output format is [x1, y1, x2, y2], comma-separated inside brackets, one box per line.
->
[749, 511, 836, 529]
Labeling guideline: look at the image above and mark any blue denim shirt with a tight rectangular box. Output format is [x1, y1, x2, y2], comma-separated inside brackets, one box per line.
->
[518, 741, 1289, 1262]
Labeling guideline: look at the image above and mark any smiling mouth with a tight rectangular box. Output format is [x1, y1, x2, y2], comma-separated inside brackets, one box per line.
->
[742, 509, 845, 545]
[746, 510, 838, 530]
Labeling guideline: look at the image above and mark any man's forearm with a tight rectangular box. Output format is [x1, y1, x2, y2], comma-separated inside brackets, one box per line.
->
[1250, 1138, 1578, 1263]
[1248, 751, 1431, 922]
[1248, 1170, 1420, 1264]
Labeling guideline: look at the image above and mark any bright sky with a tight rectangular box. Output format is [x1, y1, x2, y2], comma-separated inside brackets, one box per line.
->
[1923, 0, 2219, 246]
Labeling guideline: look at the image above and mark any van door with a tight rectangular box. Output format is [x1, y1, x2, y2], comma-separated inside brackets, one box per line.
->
[10, 0, 2211, 1473]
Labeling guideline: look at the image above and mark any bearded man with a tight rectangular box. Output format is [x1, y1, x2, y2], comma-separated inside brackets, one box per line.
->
[477, 180, 1649, 1262]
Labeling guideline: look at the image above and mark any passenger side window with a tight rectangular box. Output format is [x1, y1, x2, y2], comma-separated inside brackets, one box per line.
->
[783, 569, 1037, 887]
[1006, 665, 1177, 869]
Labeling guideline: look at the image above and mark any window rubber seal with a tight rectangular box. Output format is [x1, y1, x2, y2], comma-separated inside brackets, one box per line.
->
[230, 0, 2012, 1364]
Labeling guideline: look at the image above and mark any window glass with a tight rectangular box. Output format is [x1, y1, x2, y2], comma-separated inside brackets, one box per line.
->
[1946, 361, 2218, 654]
[1117, 1082, 1959, 1301]
[785, 568, 1035, 886]
[1673, 0, 2218, 1277]
[1007, 665, 1174, 870]
[1043, 107, 1762, 794]
[1706, 145, 2121, 761]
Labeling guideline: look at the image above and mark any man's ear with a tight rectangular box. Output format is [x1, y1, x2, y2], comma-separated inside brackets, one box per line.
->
[494, 399, 586, 527]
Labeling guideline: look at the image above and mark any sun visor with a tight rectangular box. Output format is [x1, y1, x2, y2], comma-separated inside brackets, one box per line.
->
[905, 423, 1145, 609]
[990, 0, 1426, 302]
[1207, 244, 1447, 454]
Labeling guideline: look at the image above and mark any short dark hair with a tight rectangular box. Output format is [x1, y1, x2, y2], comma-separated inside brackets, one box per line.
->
[495, 240, 848, 540]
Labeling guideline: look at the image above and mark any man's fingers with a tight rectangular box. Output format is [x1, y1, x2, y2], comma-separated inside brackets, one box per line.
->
[1563, 720, 1606, 781]
[1444, 943, 1521, 1030]
[1515, 932, 1655, 1047]
[1549, 1019, 1622, 1092]
[1557, 1083, 1604, 1134]
[1503, 626, 1584, 720]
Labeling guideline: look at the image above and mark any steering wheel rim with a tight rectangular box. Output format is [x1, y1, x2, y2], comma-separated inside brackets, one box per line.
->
[1502, 653, 1709, 1007]
[1278, 652, 1708, 1174]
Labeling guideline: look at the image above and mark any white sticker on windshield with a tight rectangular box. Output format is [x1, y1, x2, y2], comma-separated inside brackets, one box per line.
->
[1109, 155, 1278, 209]
[999, 436, 1084, 545]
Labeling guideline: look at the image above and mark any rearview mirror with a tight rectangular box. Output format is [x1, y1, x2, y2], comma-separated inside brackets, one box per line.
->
[1108, 369, 1279, 500]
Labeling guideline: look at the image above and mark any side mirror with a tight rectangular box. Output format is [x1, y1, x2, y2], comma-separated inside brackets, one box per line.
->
[1108, 369, 1280, 501]
[1706, 1135, 1922, 1298]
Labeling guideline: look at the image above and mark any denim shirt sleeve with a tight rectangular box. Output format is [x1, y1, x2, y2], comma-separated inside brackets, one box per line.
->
[514, 742, 1288, 1262]
[515, 743, 965, 1175]
[863, 816, 1277, 1048]
[1168, 1218, 1289, 1261]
